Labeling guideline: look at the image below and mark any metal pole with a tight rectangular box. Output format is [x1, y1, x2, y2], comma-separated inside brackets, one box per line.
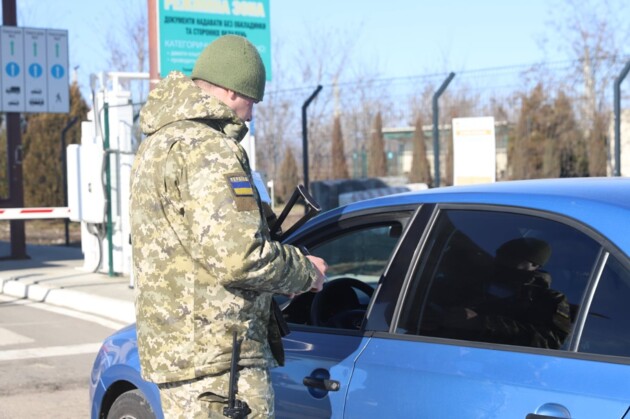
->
[301, 85, 322, 192]
[147, 0, 160, 91]
[61, 117, 79, 246]
[432, 72, 455, 188]
[2, 0, 27, 259]
[614, 60, 630, 177]
[104, 103, 115, 276]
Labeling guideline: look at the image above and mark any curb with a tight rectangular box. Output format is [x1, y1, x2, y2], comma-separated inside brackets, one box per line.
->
[0, 278, 135, 324]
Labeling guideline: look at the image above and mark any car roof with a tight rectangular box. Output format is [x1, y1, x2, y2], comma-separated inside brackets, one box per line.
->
[309, 177, 630, 256]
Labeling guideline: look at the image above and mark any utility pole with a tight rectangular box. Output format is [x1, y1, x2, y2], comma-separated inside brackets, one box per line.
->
[147, 0, 159, 91]
[2, 0, 27, 259]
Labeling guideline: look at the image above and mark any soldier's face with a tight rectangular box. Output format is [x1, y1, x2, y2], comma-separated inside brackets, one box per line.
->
[230, 93, 256, 122]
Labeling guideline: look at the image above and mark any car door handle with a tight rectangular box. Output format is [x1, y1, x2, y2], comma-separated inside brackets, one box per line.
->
[303, 376, 340, 392]
[526, 402, 571, 419]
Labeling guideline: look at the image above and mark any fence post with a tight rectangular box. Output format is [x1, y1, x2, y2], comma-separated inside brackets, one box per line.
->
[432, 72, 455, 187]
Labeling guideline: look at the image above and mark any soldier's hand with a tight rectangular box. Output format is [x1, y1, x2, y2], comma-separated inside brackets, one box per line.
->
[306, 255, 327, 292]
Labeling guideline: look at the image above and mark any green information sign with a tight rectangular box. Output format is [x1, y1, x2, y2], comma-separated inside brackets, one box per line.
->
[157, 0, 271, 80]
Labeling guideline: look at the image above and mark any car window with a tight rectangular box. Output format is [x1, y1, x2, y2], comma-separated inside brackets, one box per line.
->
[397, 208, 601, 351]
[282, 222, 403, 329]
[314, 225, 401, 283]
[579, 254, 630, 357]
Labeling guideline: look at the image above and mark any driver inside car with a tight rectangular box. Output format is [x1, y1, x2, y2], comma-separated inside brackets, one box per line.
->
[433, 237, 572, 349]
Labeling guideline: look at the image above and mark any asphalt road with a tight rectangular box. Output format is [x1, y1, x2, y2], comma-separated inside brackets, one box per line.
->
[0, 295, 127, 418]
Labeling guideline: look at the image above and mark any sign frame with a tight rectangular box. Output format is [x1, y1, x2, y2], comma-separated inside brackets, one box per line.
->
[156, 0, 271, 80]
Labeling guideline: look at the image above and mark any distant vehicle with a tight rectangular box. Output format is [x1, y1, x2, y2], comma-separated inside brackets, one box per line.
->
[30, 89, 42, 95]
[90, 177, 630, 419]
[5, 86, 20, 94]
[29, 99, 44, 106]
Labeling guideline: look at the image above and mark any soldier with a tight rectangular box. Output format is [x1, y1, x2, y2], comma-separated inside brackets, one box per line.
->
[130, 35, 327, 418]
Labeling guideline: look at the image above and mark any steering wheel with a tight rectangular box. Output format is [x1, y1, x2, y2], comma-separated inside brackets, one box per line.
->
[310, 277, 374, 329]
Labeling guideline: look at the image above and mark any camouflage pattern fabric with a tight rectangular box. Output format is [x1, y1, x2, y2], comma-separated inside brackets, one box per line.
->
[131, 71, 318, 384]
[158, 367, 273, 418]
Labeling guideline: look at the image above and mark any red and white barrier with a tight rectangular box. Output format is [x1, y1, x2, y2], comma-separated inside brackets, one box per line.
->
[0, 207, 71, 220]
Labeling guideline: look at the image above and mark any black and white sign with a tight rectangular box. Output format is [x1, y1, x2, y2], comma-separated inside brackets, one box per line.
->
[24, 27, 47, 112]
[45, 29, 69, 113]
[1, 26, 25, 112]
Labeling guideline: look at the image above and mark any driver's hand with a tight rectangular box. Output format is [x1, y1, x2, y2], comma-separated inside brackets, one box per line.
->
[306, 255, 327, 293]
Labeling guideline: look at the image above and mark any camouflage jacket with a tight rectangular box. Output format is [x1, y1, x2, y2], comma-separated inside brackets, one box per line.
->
[131, 71, 318, 384]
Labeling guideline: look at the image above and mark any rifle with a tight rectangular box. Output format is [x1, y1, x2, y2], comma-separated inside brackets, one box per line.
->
[223, 331, 251, 418]
[269, 184, 321, 242]
[268, 185, 322, 336]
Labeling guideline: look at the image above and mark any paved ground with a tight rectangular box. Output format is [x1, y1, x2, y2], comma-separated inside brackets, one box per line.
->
[0, 242, 135, 324]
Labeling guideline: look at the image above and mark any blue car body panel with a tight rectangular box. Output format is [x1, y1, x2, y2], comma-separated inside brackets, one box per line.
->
[90, 324, 163, 419]
[90, 178, 630, 418]
[345, 336, 630, 418]
[273, 330, 370, 418]
[299, 178, 630, 256]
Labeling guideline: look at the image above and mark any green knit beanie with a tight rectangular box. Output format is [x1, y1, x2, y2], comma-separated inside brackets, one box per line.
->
[192, 35, 266, 102]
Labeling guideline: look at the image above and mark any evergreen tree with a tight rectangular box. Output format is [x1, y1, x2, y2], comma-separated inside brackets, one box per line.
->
[511, 84, 552, 179]
[367, 112, 386, 177]
[542, 134, 560, 178]
[277, 145, 300, 203]
[331, 115, 349, 179]
[588, 111, 608, 176]
[512, 85, 589, 180]
[444, 129, 454, 186]
[554, 91, 588, 178]
[22, 82, 89, 206]
[408, 115, 432, 186]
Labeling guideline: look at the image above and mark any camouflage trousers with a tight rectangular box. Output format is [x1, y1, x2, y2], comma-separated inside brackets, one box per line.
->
[158, 367, 274, 418]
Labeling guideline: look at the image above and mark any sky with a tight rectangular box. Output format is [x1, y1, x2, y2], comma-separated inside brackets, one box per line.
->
[2, 0, 628, 101]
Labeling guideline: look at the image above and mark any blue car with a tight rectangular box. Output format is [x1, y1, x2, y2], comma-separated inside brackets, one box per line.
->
[91, 177, 630, 418]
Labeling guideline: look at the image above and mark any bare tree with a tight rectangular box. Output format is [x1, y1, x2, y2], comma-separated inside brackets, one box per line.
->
[104, 2, 148, 100]
[546, 0, 629, 174]
[255, 39, 301, 185]
[288, 23, 392, 182]
[338, 75, 393, 180]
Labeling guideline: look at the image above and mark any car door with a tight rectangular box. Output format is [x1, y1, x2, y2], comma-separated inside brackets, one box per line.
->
[271, 206, 414, 418]
[346, 204, 630, 418]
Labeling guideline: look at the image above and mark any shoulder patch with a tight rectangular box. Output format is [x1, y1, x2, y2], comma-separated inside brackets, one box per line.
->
[227, 174, 254, 196]
[225, 173, 257, 211]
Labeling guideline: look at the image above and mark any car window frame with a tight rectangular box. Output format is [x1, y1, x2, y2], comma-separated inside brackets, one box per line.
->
[375, 202, 630, 364]
[282, 204, 417, 335]
[572, 248, 630, 357]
